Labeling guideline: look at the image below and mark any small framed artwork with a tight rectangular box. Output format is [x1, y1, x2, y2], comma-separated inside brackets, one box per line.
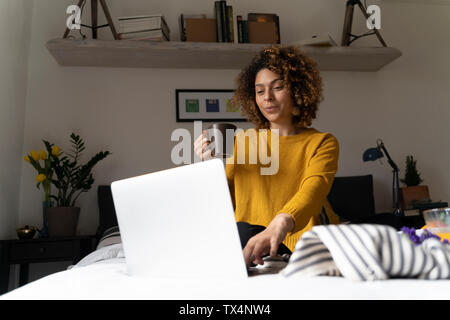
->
[176, 89, 247, 122]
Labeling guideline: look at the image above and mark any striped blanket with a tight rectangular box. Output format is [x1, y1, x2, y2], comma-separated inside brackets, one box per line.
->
[282, 224, 450, 281]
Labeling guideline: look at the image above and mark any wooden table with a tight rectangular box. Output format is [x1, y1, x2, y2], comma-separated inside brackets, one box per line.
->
[0, 235, 96, 294]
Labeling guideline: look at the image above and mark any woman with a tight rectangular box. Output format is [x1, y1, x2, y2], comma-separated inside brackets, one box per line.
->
[194, 46, 340, 267]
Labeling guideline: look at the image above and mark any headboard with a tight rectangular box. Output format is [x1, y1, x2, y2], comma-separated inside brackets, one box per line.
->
[96, 185, 119, 239]
[327, 175, 376, 222]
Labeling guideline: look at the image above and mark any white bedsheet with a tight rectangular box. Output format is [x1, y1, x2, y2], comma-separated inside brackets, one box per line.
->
[2, 244, 450, 300]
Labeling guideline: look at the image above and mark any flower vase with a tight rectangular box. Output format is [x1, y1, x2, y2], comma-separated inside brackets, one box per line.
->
[38, 200, 53, 238]
[46, 206, 80, 237]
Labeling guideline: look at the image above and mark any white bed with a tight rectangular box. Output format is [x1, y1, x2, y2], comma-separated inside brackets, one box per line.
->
[11, 185, 438, 301]
[2, 242, 450, 300]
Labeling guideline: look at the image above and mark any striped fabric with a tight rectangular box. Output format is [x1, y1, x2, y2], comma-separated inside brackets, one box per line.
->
[96, 226, 122, 250]
[282, 224, 450, 281]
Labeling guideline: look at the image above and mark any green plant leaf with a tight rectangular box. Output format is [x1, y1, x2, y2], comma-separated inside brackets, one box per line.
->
[46, 133, 111, 207]
[401, 155, 423, 186]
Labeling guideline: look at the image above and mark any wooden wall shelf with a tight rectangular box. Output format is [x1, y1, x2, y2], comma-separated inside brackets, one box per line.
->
[46, 39, 402, 72]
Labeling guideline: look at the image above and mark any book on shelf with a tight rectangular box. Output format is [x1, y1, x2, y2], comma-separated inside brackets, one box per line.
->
[248, 13, 280, 44]
[119, 29, 169, 41]
[243, 20, 249, 43]
[118, 14, 170, 40]
[227, 5, 234, 43]
[242, 20, 250, 43]
[214, 2, 223, 42]
[179, 14, 207, 41]
[214, 0, 234, 43]
[237, 15, 243, 43]
[186, 18, 217, 42]
[180, 1, 236, 43]
[236, 17, 249, 43]
[291, 34, 338, 47]
[220, 1, 229, 42]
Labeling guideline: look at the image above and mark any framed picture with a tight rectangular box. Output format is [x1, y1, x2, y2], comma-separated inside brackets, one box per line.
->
[176, 89, 247, 122]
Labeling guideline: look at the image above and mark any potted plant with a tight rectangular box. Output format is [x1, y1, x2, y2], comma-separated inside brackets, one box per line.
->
[399, 155, 430, 210]
[43, 133, 111, 237]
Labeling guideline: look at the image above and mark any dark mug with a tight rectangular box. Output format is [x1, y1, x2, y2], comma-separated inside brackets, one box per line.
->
[206, 123, 237, 159]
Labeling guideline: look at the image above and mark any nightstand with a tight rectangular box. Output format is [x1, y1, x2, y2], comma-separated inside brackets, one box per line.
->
[0, 235, 96, 294]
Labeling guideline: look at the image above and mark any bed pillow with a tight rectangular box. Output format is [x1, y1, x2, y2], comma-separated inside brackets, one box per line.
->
[96, 226, 122, 250]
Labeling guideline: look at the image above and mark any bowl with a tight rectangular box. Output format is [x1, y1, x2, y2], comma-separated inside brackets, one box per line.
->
[16, 225, 37, 239]
[423, 207, 450, 234]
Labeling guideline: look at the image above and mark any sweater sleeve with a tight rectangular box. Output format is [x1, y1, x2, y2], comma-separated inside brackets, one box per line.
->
[277, 134, 339, 233]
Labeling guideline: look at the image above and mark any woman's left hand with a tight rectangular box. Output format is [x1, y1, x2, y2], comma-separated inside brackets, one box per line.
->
[243, 213, 294, 267]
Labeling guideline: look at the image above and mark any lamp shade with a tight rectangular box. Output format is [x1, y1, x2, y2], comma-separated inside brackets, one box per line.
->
[363, 147, 384, 162]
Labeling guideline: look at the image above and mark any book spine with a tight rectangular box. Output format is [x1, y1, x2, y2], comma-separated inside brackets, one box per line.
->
[227, 5, 234, 43]
[119, 18, 162, 33]
[120, 30, 167, 39]
[121, 28, 169, 40]
[214, 1, 223, 42]
[237, 15, 243, 43]
[121, 26, 167, 35]
[242, 20, 248, 43]
[220, 0, 229, 42]
[179, 14, 186, 41]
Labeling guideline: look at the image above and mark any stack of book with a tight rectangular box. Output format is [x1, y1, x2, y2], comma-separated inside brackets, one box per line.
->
[118, 14, 170, 41]
[214, 0, 234, 42]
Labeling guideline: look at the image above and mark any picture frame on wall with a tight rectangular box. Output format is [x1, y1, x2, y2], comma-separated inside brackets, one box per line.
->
[175, 89, 247, 122]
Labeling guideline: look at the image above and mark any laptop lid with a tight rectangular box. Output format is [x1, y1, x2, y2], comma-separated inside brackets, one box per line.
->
[111, 159, 247, 279]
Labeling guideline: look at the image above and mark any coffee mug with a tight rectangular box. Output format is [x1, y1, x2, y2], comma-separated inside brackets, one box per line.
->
[206, 123, 237, 159]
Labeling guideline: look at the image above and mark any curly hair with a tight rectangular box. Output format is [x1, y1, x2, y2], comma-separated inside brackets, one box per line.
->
[232, 46, 323, 129]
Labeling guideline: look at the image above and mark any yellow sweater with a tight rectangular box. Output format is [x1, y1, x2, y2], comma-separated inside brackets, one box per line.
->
[225, 128, 341, 252]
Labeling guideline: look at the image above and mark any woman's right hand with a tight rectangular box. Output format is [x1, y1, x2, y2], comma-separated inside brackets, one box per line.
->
[194, 130, 213, 161]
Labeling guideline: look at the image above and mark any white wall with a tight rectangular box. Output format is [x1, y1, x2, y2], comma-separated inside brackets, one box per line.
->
[16, 0, 450, 239]
[0, 0, 33, 238]
[328, 1, 450, 210]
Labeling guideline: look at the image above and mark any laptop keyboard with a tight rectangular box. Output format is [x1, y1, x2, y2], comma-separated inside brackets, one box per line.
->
[247, 254, 290, 277]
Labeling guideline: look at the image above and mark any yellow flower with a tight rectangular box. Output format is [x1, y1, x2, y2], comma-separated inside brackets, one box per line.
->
[24, 155, 31, 163]
[39, 150, 47, 160]
[36, 174, 46, 183]
[30, 150, 39, 161]
[51, 146, 60, 156]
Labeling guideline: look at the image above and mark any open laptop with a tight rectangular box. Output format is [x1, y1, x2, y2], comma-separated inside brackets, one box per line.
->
[111, 159, 248, 279]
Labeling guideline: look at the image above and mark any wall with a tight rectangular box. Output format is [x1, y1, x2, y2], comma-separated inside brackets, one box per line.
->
[8, 0, 450, 286]
[0, 0, 33, 239]
[335, 0, 450, 209]
[20, 0, 450, 230]
[19, 0, 343, 235]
